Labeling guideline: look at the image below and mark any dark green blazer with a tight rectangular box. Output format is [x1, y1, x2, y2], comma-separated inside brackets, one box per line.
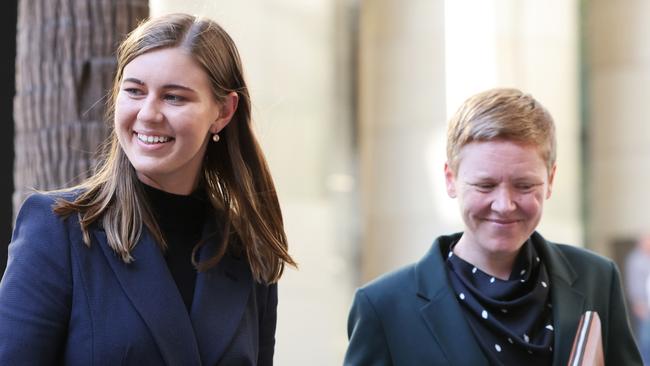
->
[345, 232, 642, 365]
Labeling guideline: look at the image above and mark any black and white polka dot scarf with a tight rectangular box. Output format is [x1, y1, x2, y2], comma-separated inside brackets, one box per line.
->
[445, 239, 554, 366]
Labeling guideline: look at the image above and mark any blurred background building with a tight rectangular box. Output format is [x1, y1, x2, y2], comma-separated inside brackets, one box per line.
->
[2, 0, 650, 364]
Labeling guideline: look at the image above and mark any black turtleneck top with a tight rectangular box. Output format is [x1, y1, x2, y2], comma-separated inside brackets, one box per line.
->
[142, 183, 209, 311]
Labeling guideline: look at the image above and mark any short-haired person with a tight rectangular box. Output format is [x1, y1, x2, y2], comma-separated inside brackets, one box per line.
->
[344, 88, 642, 365]
[0, 13, 294, 365]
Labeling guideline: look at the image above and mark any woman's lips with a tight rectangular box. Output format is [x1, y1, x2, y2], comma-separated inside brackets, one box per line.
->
[485, 218, 519, 225]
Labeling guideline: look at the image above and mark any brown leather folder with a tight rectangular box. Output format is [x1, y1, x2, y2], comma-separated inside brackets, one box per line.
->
[567, 311, 604, 366]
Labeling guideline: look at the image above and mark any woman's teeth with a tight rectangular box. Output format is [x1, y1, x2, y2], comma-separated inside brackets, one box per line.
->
[137, 133, 171, 144]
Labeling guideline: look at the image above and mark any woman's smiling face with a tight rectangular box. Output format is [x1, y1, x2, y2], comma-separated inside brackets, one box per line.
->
[114, 47, 229, 194]
[445, 139, 555, 272]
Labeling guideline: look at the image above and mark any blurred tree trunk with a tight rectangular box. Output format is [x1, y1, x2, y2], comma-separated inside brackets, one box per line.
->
[13, 0, 149, 217]
[1, 0, 18, 276]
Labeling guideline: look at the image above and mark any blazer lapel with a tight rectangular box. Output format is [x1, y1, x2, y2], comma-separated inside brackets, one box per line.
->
[417, 237, 489, 366]
[189, 221, 253, 366]
[532, 233, 585, 365]
[93, 228, 201, 366]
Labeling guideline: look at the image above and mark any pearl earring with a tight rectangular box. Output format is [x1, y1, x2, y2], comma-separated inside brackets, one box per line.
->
[212, 133, 220, 142]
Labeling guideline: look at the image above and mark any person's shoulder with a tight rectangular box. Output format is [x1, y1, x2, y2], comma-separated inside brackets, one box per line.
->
[540, 238, 617, 277]
[16, 192, 60, 220]
[9, 191, 86, 265]
[14, 189, 86, 233]
[17, 190, 80, 216]
[357, 263, 418, 305]
[20, 189, 83, 206]
[357, 235, 452, 304]
[552, 242, 613, 266]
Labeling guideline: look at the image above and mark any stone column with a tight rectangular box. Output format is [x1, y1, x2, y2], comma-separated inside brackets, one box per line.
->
[445, 0, 581, 248]
[585, 0, 650, 257]
[358, 0, 448, 282]
[493, 0, 582, 246]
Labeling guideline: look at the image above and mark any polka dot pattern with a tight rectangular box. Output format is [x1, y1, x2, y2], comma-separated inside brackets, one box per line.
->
[445, 237, 554, 365]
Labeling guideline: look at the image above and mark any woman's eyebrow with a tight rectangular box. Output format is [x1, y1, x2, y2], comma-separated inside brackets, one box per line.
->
[123, 77, 144, 85]
[161, 83, 196, 93]
[122, 78, 196, 93]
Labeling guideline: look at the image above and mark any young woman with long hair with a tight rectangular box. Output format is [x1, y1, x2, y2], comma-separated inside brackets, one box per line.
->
[0, 13, 295, 365]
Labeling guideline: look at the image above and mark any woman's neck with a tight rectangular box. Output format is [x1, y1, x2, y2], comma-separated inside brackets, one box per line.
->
[452, 235, 519, 280]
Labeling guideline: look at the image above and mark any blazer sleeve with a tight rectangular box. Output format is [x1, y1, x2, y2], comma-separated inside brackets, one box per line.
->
[0, 194, 72, 365]
[604, 261, 644, 365]
[258, 283, 278, 366]
[344, 288, 392, 366]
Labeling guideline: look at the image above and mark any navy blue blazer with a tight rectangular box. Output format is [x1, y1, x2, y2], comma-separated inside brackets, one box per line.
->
[345, 232, 642, 365]
[0, 193, 277, 365]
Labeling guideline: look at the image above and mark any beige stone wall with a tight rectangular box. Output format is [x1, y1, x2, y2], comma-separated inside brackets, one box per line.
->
[357, 0, 448, 281]
[585, 0, 650, 257]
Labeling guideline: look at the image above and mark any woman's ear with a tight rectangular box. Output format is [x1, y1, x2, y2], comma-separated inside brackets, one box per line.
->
[444, 162, 457, 198]
[211, 91, 239, 133]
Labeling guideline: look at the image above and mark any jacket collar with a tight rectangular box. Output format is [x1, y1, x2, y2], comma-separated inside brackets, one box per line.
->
[189, 219, 252, 366]
[530, 232, 585, 365]
[415, 233, 489, 366]
[93, 215, 252, 366]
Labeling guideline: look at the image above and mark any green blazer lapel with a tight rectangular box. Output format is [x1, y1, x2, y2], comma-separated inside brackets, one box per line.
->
[532, 232, 585, 365]
[93, 227, 202, 366]
[416, 238, 489, 366]
[189, 217, 253, 366]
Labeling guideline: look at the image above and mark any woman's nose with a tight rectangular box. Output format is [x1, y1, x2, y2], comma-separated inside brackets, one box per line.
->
[491, 187, 517, 213]
[137, 97, 163, 123]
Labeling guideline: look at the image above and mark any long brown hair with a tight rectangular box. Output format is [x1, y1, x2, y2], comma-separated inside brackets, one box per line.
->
[54, 13, 295, 284]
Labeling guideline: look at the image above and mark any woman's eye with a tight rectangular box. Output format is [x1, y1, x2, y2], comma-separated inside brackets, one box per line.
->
[516, 183, 540, 191]
[164, 94, 185, 103]
[124, 88, 143, 96]
[474, 183, 495, 191]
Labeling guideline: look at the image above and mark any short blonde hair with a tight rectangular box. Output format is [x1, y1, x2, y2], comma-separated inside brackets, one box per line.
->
[446, 87, 556, 172]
